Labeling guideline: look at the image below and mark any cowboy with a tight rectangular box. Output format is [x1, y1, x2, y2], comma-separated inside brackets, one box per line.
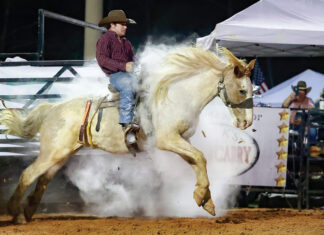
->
[282, 80, 314, 125]
[96, 10, 138, 144]
[282, 81, 316, 155]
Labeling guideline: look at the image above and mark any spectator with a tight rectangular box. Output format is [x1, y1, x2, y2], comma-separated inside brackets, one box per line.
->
[282, 80, 314, 125]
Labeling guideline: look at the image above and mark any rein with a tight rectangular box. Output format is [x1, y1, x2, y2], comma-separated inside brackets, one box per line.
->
[217, 72, 253, 109]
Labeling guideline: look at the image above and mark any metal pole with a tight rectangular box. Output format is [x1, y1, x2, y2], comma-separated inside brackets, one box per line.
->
[37, 9, 45, 60]
[298, 110, 307, 210]
[42, 9, 106, 32]
[305, 112, 310, 209]
[37, 9, 107, 60]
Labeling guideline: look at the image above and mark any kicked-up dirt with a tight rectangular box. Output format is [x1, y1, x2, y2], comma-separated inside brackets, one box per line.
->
[0, 208, 324, 235]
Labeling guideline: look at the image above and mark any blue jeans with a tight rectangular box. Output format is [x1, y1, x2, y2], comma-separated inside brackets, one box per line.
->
[109, 72, 137, 124]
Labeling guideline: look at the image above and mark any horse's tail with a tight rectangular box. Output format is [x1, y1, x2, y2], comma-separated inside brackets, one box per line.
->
[0, 102, 53, 139]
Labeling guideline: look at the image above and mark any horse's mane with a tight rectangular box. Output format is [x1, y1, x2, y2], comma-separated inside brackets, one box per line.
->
[153, 47, 244, 105]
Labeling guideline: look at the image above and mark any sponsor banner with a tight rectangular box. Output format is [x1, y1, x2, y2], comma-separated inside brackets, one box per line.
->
[191, 100, 290, 187]
[232, 107, 290, 187]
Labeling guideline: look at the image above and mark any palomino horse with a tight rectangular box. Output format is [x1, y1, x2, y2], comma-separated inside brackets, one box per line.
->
[1, 47, 255, 224]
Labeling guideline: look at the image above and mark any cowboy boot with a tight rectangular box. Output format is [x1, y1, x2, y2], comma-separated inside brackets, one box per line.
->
[122, 123, 140, 156]
[124, 123, 140, 143]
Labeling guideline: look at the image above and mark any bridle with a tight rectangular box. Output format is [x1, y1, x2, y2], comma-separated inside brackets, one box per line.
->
[217, 69, 253, 109]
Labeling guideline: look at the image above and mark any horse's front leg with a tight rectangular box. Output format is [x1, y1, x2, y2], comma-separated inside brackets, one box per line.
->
[156, 131, 215, 216]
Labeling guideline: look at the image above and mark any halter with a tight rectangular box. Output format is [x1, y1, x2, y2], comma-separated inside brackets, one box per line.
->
[217, 72, 231, 107]
[217, 69, 253, 109]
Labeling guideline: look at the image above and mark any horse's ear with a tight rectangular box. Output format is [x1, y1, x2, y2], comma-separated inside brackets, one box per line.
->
[234, 66, 239, 77]
[234, 65, 244, 78]
[247, 59, 256, 71]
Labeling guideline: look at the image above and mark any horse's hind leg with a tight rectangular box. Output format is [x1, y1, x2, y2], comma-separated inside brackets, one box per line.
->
[156, 132, 215, 216]
[23, 143, 83, 221]
[7, 156, 59, 224]
[23, 159, 68, 222]
[7, 141, 81, 224]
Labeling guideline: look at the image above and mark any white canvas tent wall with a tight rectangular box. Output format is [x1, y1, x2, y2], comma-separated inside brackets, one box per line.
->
[197, 0, 324, 57]
[253, 69, 324, 107]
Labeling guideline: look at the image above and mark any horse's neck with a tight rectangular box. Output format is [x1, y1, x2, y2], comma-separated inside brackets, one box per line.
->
[138, 70, 222, 134]
[183, 70, 221, 112]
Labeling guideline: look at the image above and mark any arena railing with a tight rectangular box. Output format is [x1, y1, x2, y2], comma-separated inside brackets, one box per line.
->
[0, 9, 106, 61]
[0, 60, 87, 158]
[0, 60, 85, 109]
[37, 9, 106, 60]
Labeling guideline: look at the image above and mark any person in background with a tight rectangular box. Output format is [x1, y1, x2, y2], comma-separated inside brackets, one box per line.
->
[283, 80, 318, 155]
[96, 9, 138, 145]
[282, 80, 314, 125]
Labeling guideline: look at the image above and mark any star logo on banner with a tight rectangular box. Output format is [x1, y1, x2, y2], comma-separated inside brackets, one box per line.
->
[278, 122, 289, 134]
[277, 136, 288, 147]
[276, 149, 288, 160]
[275, 175, 286, 187]
[275, 162, 287, 174]
[279, 109, 289, 121]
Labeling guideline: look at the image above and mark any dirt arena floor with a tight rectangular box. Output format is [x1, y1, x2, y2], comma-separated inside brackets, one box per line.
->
[0, 208, 324, 235]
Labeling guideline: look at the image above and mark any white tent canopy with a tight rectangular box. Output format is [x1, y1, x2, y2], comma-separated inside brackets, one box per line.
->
[254, 69, 324, 107]
[197, 0, 324, 57]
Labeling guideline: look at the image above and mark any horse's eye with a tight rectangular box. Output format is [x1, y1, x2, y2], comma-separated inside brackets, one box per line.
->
[239, 90, 247, 95]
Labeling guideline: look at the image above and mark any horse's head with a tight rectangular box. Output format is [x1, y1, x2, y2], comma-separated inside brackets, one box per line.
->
[219, 49, 256, 130]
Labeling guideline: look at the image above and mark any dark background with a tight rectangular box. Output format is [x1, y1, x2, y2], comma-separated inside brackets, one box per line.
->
[0, 0, 323, 87]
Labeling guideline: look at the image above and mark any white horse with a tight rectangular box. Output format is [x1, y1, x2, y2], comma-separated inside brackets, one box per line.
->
[0, 47, 255, 224]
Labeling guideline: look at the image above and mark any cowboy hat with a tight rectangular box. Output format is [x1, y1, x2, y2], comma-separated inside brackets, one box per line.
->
[291, 80, 312, 94]
[98, 10, 136, 28]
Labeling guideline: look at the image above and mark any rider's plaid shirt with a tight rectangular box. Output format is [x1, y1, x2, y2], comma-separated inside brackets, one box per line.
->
[96, 30, 134, 75]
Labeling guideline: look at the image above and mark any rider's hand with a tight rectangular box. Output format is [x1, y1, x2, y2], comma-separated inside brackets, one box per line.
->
[126, 62, 133, 73]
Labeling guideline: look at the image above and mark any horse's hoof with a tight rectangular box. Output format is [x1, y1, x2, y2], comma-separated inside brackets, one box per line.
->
[202, 198, 215, 216]
[24, 207, 33, 222]
[203, 200, 216, 216]
[13, 213, 27, 225]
